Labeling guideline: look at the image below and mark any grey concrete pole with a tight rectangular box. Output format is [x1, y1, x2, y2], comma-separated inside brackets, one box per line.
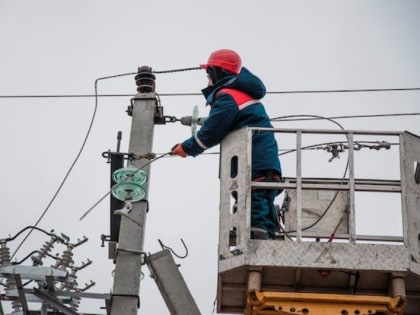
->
[110, 87, 156, 315]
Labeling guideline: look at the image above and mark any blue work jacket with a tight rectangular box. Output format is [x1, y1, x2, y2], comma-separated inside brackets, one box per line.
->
[181, 67, 281, 178]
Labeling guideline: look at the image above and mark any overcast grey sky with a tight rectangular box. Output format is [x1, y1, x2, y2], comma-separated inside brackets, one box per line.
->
[1, 1, 420, 314]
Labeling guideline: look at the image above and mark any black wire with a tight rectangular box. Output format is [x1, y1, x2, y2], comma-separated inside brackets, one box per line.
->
[272, 112, 420, 122]
[1, 86, 419, 99]
[276, 114, 347, 130]
[6, 67, 419, 255]
[11, 250, 59, 265]
[5, 226, 56, 242]
[9, 68, 199, 257]
[152, 66, 201, 74]
[280, 115, 349, 234]
[268, 87, 420, 94]
[279, 140, 398, 157]
[10, 73, 137, 260]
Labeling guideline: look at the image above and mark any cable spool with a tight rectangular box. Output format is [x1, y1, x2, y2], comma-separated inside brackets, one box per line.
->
[111, 167, 148, 202]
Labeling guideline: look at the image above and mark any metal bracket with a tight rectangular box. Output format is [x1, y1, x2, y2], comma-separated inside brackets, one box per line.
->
[32, 288, 79, 315]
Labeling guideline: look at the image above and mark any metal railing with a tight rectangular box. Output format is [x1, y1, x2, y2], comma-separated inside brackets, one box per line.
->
[219, 127, 420, 252]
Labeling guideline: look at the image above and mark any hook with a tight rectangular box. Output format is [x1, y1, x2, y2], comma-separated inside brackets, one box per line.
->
[158, 238, 189, 259]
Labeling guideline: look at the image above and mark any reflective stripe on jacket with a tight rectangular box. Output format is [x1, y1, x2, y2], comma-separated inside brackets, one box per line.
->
[215, 88, 261, 110]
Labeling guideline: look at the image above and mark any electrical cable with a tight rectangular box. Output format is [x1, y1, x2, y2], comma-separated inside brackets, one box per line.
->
[1, 86, 419, 99]
[279, 140, 398, 158]
[2, 68, 416, 311]
[152, 66, 201, 74]
[10, 72, 136, 260]
[274, 114, 346, 130]
[278, 115, 349, 234]
[271, 112, 420, 122]
[9, 67, 200, 258]
[11, 250, 59, 265]
[5, 66, 419, 256]
[268, 87, 420, 94]
[5, 226, 58, 242]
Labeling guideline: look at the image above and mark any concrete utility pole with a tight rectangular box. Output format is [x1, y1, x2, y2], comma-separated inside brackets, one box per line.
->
[109, 66, 201, 315]
[110, 67, 156, 315]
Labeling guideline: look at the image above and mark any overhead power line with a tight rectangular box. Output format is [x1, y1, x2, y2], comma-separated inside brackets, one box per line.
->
[0, 87, 420, 99]
[7, 75, 420, 258]
[267, 87, 420, 94]
[271, 112, 420, 122]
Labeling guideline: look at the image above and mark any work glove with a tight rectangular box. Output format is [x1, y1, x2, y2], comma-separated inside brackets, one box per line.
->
[171, 143, 187, 158]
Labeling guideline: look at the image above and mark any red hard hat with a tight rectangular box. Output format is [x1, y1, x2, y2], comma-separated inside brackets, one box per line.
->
[200, 49, 242, 75]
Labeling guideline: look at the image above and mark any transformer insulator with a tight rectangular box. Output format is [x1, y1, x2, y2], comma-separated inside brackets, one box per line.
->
[62, 273, 78, 291]
[69, 296, 81, 311]
[60, 251, 73, 268]
[2, 243, 16, 292]
[55, 243, 74, 268]
[135, 66, 156, 93]
[32, 237, 56, 266]
[11, 299, 22, 312]
[0, 242, 11, 266]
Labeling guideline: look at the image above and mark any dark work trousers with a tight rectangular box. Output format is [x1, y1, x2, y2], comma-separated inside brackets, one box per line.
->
[251, 171, 282, 239]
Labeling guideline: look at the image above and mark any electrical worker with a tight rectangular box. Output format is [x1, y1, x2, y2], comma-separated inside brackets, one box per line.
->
[171, 49, 282, 240]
